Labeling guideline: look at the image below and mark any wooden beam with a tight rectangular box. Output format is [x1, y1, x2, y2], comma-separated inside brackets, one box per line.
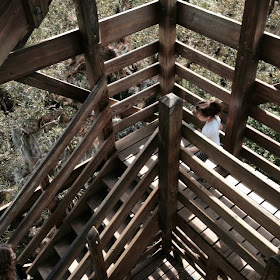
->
[17, 72, 90, 103]
[99, 1, 159, 46]
[74, 0, 113, 142]
[104, 40, 159, 75]
[0, 75, 107, 238]
[158, 93, 182, 251]
[87, 227, 108, 280]
[158, 0, 177, 95]
[0, 0, 30, 67]
[0, 30, 83, 84]
[224, 0, 271, 157]
[176, 0, 241, 49]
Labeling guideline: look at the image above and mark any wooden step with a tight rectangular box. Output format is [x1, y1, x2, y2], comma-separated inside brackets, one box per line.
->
[53, 231, 77, 257]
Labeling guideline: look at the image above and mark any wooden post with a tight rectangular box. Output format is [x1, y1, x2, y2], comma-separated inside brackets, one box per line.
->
[261, 255, 280, 280]
[158, 93, 182, 252]
[74, 0, 113, 142]
[224, 0, 270, 157]
[158, 0, 177, 96]
[87, 227, 108, 280]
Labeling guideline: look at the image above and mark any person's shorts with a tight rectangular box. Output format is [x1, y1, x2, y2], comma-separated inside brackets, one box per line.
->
[196, 151, 208, 162]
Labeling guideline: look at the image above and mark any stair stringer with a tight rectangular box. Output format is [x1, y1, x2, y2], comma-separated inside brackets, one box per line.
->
[27, 128, 159, 279]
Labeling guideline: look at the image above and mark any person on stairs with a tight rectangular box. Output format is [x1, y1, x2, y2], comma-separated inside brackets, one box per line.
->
[187, 98, 223, 162]
[0, 244, 30, 280]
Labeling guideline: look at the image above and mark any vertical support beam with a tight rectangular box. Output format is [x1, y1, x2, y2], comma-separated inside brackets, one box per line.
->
[87, 227, 108, 280]
[158, 93, 182, 252]
[261, 255, 280, 280]
[74, 0, 113, 142]
[158, 0, 177, 96]
[224, 0, 270, 157]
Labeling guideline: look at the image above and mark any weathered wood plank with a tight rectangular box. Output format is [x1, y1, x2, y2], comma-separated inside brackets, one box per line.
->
[17, 71, 89, 103]
[241, 146, 280, 183]
[113, 102, 158, 134]
[224, 0, 271, 156]
[178, 189, 266, 274]
[0, 0, 30, 67]
[176, 0, 241, 49]
[176, 214, 246, 280]
[107, 63, 159, 98]
[175, 63, 231, 104]
[181, 123, 280, 211]
[158, 93, 182, 251]
[107, 208, 159, 280]
[111, 83, 159, 116]
[176, 41, 235, 82]
[74, 0, 113, 142]
[179, 166, 278, 257]
[0, 75, 107, 238]
[100, 161, 157, 247]
[0, 29, 83, 84]
[245, 125, 280, 159]
[249, 106, 280, 134]
[255, 80, 280, 106]
[104, 40, 159, 75]
[260, 32, 280, 68]
[158, 0, 176, 95]
[99, 0, 159, 46]
[104, 187, 158, 268]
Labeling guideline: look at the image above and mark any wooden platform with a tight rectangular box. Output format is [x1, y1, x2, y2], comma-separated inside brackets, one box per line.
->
[115, 125, 280, 280]
[130, 249, 199, 280]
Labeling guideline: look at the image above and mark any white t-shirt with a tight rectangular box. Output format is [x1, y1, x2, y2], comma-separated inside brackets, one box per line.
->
[201, 116, 221, 146]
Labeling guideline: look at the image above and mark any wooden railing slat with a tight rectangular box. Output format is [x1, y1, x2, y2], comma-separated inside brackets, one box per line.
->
[113, 102, 158, 134]
[176, 0, 241, 49]
[104, 187, 158, 268]
[179, 165, 278, 257]
[18, 133, 115, 264]
[178, 189, 265, 274]
[176, 41, 235, 82]
[99, 0, 159, 46]
[107, 63, 159, 98]
[111, 83, 159, 116]
[0, 75, 107, 238]
[10, 104, 112, 247]
[104, 40, 159, 75]
[181, 123, 280, 210]
[175, 62, 231, 104]
[176, 214, 247, 280]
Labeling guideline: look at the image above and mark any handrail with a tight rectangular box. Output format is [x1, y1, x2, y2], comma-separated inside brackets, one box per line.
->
[181, 123, 280, 210]
[40, 128, 158, 279]
[0, 75, 108, 238]
[17, 134, 115, 264]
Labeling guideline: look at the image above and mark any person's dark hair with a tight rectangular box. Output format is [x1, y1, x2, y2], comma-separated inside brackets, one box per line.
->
[0, 244, 16, 280]
[193, 98, 222, 117]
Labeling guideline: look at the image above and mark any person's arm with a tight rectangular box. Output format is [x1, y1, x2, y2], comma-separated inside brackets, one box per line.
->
[186, 146, 199, 153]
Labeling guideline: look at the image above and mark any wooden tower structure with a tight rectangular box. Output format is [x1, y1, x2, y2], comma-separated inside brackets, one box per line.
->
[0, 0, 280, 279]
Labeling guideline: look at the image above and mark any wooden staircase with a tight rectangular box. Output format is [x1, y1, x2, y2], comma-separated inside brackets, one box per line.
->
[25, 128, 159, 280]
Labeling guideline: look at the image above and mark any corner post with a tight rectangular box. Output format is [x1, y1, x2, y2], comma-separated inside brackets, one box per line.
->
[158, 0, 177, 96]
[74, 0, 113, 143]
[87, 227, 108, 280]
[224, 0, 270, 157]
[158, 93, 182, 252]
